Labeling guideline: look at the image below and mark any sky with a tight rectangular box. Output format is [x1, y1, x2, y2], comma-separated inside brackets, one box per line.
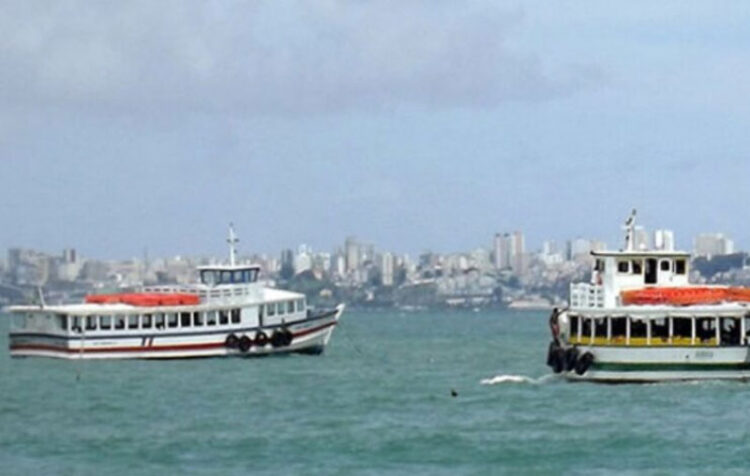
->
[2, 1, 750, 259]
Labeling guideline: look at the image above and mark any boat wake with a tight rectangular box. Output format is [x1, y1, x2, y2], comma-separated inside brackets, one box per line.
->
[480, 374, 555, 386]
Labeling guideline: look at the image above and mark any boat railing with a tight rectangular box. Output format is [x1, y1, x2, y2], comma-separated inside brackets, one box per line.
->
[144, 285, 261, 304]
[569, 283, 605, 308]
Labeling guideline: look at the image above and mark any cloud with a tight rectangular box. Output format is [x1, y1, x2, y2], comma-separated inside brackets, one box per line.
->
[0, 0, 601, 116]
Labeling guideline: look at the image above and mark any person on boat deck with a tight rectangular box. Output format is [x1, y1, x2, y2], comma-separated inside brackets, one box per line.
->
[548, 308, 560, 345]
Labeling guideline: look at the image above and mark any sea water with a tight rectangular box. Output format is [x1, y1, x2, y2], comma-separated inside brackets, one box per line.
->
[1, 309, 748, 475]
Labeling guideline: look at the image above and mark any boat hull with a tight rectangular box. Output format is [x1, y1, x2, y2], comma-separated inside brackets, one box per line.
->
[560, 344, 750, 383]
[9, 306, 343, 360]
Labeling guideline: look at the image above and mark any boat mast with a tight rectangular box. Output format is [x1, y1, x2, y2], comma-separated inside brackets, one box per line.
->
[227, 223, 239, 266]
[623, 209, 637, 252]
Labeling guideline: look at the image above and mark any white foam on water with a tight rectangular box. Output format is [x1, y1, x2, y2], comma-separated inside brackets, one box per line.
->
[480, 374, 555, 385]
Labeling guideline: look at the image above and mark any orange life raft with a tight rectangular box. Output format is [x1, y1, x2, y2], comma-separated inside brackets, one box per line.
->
[621, 287, 750, 306]
[85, 293, 201, 307]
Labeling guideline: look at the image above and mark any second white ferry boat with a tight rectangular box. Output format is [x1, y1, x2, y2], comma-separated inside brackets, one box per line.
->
[547, 211, 750, 382]
[6, 226, 344, 359]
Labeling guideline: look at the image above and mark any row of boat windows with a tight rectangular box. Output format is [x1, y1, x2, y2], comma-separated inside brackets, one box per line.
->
[200, 269, 259, 285]
[27, 299, 306, 333]
[66, 310, 243, 332]
[570, 315, 745, 346]
[595, 258, 687, 275]
[260, 299, 305, 318]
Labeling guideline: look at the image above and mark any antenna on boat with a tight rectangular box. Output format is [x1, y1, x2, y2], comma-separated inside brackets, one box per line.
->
[36, 286, 46, 308]
[227, 223, 239, 266]
[623, 209, 637, 251]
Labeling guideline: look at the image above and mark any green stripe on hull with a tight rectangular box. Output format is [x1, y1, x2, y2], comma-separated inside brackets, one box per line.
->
[593, 362, 750, 372]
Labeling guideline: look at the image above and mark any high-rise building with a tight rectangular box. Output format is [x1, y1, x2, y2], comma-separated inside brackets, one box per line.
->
[493, 233, 505, 269]
[380, 252, 394, 286]
[294, 251, 312, 274]
[493, 232, 512, 269]
[345, 237, 359, 273]
[493, 231, 525, 274]
[567, 238, 591, 260]
[654, 230, 675, 251]
[511, 231, 525, 275]
[634, 226, 650, 250]
[694, 233, 734, 257]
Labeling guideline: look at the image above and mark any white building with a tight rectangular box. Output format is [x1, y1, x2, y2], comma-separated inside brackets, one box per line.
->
[380, 252, 394, 286]
[694, 233, 734, 257]
[654, 229, 675, 251]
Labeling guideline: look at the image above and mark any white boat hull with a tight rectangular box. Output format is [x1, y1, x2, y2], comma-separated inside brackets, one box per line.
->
[559, 344, 750, 383]
[9, 305, 343, 360]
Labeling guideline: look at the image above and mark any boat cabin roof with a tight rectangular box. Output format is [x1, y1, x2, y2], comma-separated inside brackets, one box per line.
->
[6, 287, 305, 316]
[592, 250, 690, 258]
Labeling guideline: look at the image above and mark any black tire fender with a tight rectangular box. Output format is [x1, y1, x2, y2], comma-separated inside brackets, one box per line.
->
[255, 331, 269, 347]
[239, 335, 252, 352]
[575, 352, 595, 375]
[225, 334, 239, 349]
[552, 348, 565, 374]
[564, 347, 579, 372]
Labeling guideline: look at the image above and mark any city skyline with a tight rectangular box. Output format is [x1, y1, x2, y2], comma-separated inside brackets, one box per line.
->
[0, 220, 745, 262]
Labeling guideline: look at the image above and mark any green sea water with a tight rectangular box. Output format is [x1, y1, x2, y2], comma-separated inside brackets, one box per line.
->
[1, 309, 749, 475]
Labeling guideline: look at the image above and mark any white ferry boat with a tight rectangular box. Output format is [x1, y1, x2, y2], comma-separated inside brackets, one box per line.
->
[547, 211, 750, 382]
[6, 226, 344, 359]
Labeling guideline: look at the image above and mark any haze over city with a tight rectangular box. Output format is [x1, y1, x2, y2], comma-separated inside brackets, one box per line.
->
[2, 2, 750, 259]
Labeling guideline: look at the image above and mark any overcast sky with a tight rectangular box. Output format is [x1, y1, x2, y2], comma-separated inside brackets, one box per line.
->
[2, 1, 750, 259]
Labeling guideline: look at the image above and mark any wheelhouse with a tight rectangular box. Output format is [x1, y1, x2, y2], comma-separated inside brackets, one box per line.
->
[198, 265, 260, 286]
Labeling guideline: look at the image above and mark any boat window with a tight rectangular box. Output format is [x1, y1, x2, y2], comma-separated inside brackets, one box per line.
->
[128, 315, 139, 329]
[193, 312, 203, 326]
[233, 270, 244, 283]
[660, 260, 671, 272]
[287, 301, 295, 313]
[56, 314, 68, 330]
[201, 270, 218, 286]
[142, 314, 153, 329]
[72, 316, 82, 332]
[594, 318, 607, 338]
[231, 309, 241, 324]
[570, 315, 579, 337]
[644, 258, 658, 284]
[696, 317, 716, 343]
[207, 311, 217, 326]
[581, 317, 592, 338]
[631, 259, 643, 275]
[258, 305, 264, 320]
[86, 316, 97, 331]
[611, 317, 627, 341]
[720, 317, 740, 346]
[168, 313, 178, 328]
[277, 302, 285, 316]
[673, 317, 692, 342]
[115, 316, 126, 330]
[10, 314, 26, 330]
[219, 310, 229, 325]
[100, 315, 112, 330]
[652, 318, 669, 343]
[630, 318, 647, 340]
[675, 259, 687, 275]
[248, 268, 259, 282]
[180, 312, 191, 327]
[297, 299, 305, 312]
[617, 260, 629, 273]
[594, 259, 605, 272]
[221, 271, 232, 284]
[268, 304, 276, 317]
[155, 313, 165, 329]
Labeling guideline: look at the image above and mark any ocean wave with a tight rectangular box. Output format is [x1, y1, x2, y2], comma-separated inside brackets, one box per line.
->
[480, 374, 555, 385]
